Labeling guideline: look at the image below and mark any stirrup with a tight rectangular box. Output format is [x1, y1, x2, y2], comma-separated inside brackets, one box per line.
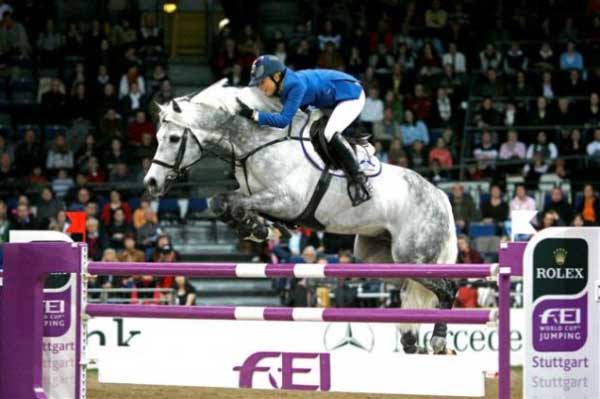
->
[347, 175, 372, 207]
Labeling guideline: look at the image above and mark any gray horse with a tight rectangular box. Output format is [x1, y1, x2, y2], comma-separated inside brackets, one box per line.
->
[144, 79, 458, 354]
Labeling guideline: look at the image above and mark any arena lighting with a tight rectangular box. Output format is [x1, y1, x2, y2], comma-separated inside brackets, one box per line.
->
[163, 1, 177, 13]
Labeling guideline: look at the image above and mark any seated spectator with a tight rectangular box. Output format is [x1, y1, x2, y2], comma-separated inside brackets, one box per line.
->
[416, 41, 442, 78]
[37, 19, 62, 67]
[133, 132, 156, 163]
[0, 12, 30, 59]
[51, 169, 74, 199]
[120, 81, 147, 119]
[154, 242, 180, 288]
[502, 102, 527, 127]
[109, 161, 132, 183]
[317, 20, 341, 50]
[26, 166, 48, 189]
[133, 199, 151, 229]
[374, 141, 388, 163]
[424, 0, 447, 35]
[442, 42, 466, 73]
[119, 65, 146, 98]
[405, 84, 432, 123]
[561, 128, 586, 173]
[85, 201, 99, 220]
[139, 13, 164, 56]
[499, 130, 526, 174]
[478, 68, 505, 97]
[540, 210, 561, 229]
[571, 213, 585, 227]
[137, 205, 160, 250]
[64, 21, 84, 56]
[383, 89, 404, 123]
[369, 43, 395, 81]
[451, 184, 480, 233]
[428, 137, 453, 168]
[69, 83, 93, 121]
[473, 130, 498, 177]
[584, 92, 599, 126]
[128, 111, 155, 146]
[400, 109, 429, 146]
[0, 153, 15, 186]
[75, 134, 100, 169]
[41, 79, 68, 123]
[346, 46, 365, 77]
[46, 135, 74, 173]
[172, 276, 197, 305]
[95, 64, 111, 95]
[373, 107, 401, 140]
[479, 43, 502, 71]
[100, 108, 125, 142]
[456, 234, 484, 264]
[360, 88, 384, 125]
[532, 42, 556, 70]
[106, 208, 134, 250]
[559, 41, 584, 71]
[101, 189, 132, 225]
[301, 245, 317, 263]
[503, 41, 527, 75]
[361, 66, 379, 93]
[407, 140, 427, 169]
[0, 200, 10, 243]
[563, 69, 587, 97]
[526, 131, 558, 162]
[543, 187, 574, 225]
[587, 128, 600, 168]
[85, 156, 106, 183]
[396, 43, 415, 74]
[317, 41, 343, 69]
[86, 217, 106, 261]
[528, 97, 552, 126]
[511, 70, 533, 99]
[576, 184, 600, 225]
[538, 71, 557, 100]
[118, 234, 145, 262]
[96, 84, 119, 119]
[431, 87, 453, 127]
[474, 97, 500, 127]
[104, 139, 128, 172]
[426, 159, 450, 182]
[289, 39, 313, 71]
[510, 184, 536, 211]
[12, 203, 36, 230]
[552, 97, 577, 125]
[36, 187, 64, 225]
[481, 184, 509, 229]
[0, 133, 11, 161]
[387, 138, 405, 165]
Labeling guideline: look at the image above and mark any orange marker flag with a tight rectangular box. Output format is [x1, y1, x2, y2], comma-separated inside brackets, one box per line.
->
[66, 211, 87, 242]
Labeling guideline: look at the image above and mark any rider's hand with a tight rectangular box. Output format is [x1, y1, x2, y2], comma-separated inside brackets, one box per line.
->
[236, 98, 256, 122]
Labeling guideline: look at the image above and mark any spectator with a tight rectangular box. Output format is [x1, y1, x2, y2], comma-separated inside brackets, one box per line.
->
[104, 139, 127, 171]
[478, 68, 505, 97]
[150, 80, 174, 121]
[499, 130, 526, 173]
[584, 92, 600, 127]
[119, 65, 146, 98]
[86, 217, 106, 261]
[543, 187, 574, 225]
[101, 189, 132, 225]
[360, 87, 384, 125]
[502, 102, 526, 127]
[450, 184, 480, 233]
[563, 69, 587, 97]
[383, 89, 404, 123]
[511, 70, 533, 99]
[46, 135, 74, 172]
[346, 46, 365, 77]
[503, 41, 527, 75]
[373, 107, 401, 140]
[317, 41, 343, 69]
[474, 97, 500, 127]
[12, 203, 36, 230]
[529, 97, 552, 126]
[576, 184, 600, 225]
[75, 134, 100, 169]
[120, 81, 147, 119]
[64, 21, 84, 56]
[109, 162, 132, 183]
[407, 140, 427, 169]
[100, 108, 125, 143]
[431, 87, 453, 127]
[36, 187, 64, 225]
[69, 187, 91, 211]
[526, 131, 558, 162]
[400, 109, 429, 146]
[442, 42, 466, 73]
[510, 184, 536, 211]
[387, 137, 405, 165]
[473, 130, 498, 176]
[317, 20, 341, 50]
[172, 276, 197, 305]
[532, 42, 556, 70]
[538, 71, 557, 100]
[139, 13, 164, 56]
[0, 152, 14, 185]
[0, 12, 30, 58]
[559, 41, 584, 71]
[26, 165, 48, 188]
[226, 63, 244, 87]
[96, 84, 119, 120]
[480, 184, 509, 229]
[85, 201, 99, 220]
[118, 234, 145, 262]
[301, 245, 317, 263]
[36, 19, 62, 67]
[0, 200, 10, 243]
[571, 212, 586, 226]
[0, 133, 11, 161]
[95, 64, 111, 94]
[424, 0, 447, 35]
[374, 141, 388, 163]
[289, 39, 313, 71]
[14, 129, 42, 176]
[405, 84, 432, 123]
[540, 210, 560, 229]
[51, 169, 74, 199]
[128, 111, 155, 146]
[106, 208, 134, 250]
[286, 278, 310, 307]
[587, 128, 600, 168]
[136, 204, 159, 250]
[69, 83, 93, 121]
[85, 156, 106, 183]
[396, 43, 415, 73]
[41, 79, 68, 123]
[133, 133, 156, 163]
[390, 64, 408, 98]
[429, 137, 453, 168]
[368, 43, 394, 84]
[479, 43, 502, 71]
[561, 128, 586, 173]
[456, 234, 484, 263]
[553, 97, 577, 125]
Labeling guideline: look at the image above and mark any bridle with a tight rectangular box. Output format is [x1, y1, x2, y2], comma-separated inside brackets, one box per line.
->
[151, 127, 204, 182]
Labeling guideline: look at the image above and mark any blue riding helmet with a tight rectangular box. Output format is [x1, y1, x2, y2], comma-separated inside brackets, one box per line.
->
[248, 55, 286, 86]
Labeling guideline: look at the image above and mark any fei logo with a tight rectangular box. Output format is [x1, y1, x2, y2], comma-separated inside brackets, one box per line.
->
[233, 352, 331, 391]
[43, 288, 71, 337]
[532, 295, 587, 352]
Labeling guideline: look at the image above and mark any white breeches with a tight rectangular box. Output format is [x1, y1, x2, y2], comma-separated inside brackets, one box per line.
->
[323, 89, 365, 141]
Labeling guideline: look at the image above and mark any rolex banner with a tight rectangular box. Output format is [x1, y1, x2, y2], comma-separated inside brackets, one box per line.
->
[524, 228, 600, 399]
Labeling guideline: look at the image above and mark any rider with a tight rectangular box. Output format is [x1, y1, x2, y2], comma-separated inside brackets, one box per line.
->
[236, 54, 372, 206]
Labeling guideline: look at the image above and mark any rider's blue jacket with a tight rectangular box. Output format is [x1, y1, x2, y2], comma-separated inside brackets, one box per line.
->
[257, 68, 363, 129]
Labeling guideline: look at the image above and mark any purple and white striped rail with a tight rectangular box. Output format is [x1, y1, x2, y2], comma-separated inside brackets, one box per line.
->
[86, 304, 496, 324]
[88, 262, 497, 279]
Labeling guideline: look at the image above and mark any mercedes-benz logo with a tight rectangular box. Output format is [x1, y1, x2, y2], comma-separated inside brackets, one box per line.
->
[323, 323, 375, 352]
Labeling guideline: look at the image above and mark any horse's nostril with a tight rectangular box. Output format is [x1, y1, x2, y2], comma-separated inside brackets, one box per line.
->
[147, 177, 157, 187]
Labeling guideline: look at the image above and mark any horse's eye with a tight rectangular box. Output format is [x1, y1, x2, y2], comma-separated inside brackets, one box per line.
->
[169, 135, 181, 143]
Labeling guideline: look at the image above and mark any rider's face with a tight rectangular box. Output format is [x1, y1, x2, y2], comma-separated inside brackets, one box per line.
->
[258, 77, 276, 96]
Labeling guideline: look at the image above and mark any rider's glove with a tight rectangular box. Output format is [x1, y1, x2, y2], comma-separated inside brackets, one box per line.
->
[236, 98, 257, 122]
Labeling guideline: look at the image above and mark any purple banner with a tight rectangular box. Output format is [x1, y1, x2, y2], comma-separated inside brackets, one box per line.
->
[532, 294, 587, 352]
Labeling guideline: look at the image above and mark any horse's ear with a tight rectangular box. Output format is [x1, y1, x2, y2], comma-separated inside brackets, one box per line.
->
[172, 100, 182, 113]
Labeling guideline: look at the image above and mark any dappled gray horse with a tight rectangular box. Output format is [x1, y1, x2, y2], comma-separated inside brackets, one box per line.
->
[144, 79, 458, 354]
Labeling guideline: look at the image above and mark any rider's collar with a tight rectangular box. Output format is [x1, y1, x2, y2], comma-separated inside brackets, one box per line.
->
[272, 68, 286, 97]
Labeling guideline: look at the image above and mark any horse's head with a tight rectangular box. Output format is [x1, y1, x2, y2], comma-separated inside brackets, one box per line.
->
[144, 98, 231, 197]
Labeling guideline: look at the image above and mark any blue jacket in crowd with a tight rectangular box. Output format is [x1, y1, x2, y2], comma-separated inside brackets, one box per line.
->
[257, 68, 363, 128]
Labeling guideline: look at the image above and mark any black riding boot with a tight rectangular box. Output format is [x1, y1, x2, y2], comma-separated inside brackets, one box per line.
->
[329, 132, 372, 206]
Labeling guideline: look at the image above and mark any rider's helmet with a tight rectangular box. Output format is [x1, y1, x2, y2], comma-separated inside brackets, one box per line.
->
[248, 55, 286, 86]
